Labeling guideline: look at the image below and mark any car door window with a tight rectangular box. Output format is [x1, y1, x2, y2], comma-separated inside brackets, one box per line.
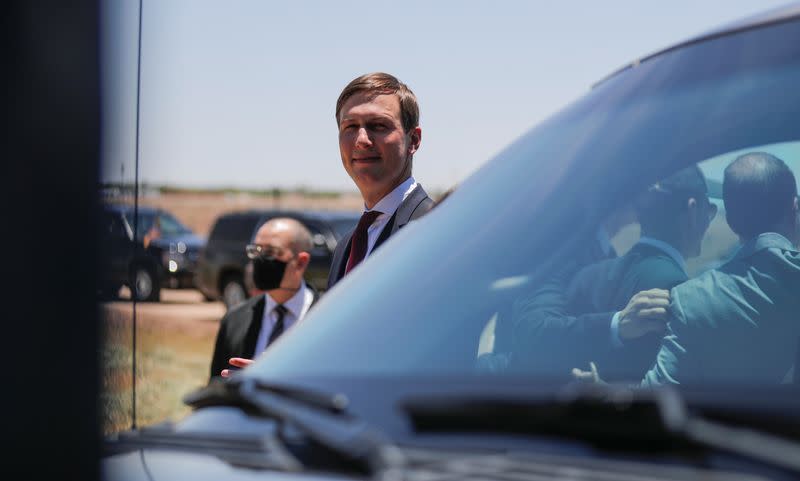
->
[156, 212, 190, 236]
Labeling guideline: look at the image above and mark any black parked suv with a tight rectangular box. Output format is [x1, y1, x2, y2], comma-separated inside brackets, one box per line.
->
[195, 209, 360, 308]
[99, 204, 206, 302]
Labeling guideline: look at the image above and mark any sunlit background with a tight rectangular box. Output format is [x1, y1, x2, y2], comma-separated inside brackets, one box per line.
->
[101, 0, 792, 194]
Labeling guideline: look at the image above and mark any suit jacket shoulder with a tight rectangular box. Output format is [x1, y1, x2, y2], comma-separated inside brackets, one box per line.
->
[614, 245, 687, 307]
[568, 243, 687, 314]
[327, 228, 352, 289]
[327, 183, 434, 289]
[209, 295, 265, 380]
[375, 183, 434, 246]
[645, 243, 800, 386]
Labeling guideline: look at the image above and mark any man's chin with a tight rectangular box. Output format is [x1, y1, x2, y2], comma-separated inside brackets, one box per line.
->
[352, 168, 386, 185]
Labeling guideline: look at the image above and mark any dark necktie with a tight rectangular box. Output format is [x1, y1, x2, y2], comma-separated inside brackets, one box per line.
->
[345, 210, 382, 275]
[266, 304, 288, 347]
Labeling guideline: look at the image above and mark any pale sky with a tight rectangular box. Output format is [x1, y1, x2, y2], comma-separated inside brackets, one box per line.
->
[100, 0, 792, 194]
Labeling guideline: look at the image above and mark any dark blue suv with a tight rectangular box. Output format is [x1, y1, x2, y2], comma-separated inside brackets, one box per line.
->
[99, 204, 206, 302]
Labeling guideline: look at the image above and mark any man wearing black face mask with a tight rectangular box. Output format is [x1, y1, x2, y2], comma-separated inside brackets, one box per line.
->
[209, 218, 318, 380]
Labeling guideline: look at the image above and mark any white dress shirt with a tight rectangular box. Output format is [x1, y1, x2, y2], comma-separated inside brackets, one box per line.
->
[253, 281, 314, 355]
[363, 176, 417, 256]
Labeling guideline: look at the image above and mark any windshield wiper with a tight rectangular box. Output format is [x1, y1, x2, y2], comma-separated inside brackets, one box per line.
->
[402, 383, 800, 474]
[183, 377, 398, 475]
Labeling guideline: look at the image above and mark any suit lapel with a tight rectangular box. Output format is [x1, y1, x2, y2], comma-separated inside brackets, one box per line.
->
[328, 184, 433, 287]
[374, 184, 433, 250]
[308, 283, 321, 306]
[328, 229, 353, 288]
[242, 295, 266, 357]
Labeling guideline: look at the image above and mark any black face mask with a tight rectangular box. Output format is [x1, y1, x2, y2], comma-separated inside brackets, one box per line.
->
[252, 255, 288, 291]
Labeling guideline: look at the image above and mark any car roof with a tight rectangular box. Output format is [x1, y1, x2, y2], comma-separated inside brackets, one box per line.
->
[593, 2, 800, 88]
[220, 208, 361, 222]
[103, 203, 159, 215]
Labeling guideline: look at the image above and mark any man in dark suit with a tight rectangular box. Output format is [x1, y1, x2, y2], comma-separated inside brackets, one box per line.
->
[509, 165, 716, 381]
[640, 152, 800, 386]
[327, 72, 435, 289]
[477, 203, 633, 373]
[210, 218, 319, 380]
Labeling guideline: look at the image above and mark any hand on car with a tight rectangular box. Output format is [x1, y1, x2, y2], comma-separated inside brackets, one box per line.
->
[220, 357, 254, 378]
[618, 288, 671, 340]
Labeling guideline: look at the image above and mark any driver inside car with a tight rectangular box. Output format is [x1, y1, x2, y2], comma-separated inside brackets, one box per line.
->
[507, 165, 715, 383]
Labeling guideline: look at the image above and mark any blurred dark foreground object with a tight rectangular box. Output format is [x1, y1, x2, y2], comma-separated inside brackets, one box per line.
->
[3, 1, 100, 479]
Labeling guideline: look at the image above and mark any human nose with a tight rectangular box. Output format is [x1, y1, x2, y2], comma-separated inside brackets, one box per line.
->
[355, 127, 372, 148]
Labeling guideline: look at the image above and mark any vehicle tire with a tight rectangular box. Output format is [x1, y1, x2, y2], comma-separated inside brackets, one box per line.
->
[221, 277, 246, 309]
[131, 265, 161, 302]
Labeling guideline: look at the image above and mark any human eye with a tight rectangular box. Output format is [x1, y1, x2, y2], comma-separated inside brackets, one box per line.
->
[339, 121, 357, 132]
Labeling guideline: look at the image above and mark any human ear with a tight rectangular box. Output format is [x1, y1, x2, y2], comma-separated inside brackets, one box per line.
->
[295, 252, 311, 270]
[686, 198, 699, 224]
[408, 127, 422, 154]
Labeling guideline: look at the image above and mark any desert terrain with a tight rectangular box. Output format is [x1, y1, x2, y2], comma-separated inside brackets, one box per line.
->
[100, 190, 366, 435]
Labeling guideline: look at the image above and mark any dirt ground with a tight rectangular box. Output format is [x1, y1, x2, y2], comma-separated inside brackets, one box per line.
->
[98, 190, 365, 434]
[100, 287, 226, 435]
[99, 190, 370, 435]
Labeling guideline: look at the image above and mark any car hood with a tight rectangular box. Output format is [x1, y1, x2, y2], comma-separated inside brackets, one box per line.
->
[102, 376, 800, 480]
[102, 449, 359, 481]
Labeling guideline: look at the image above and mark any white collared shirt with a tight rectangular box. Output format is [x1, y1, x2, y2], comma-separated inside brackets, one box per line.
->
[253, 282, 314, 355]
[363, 176, 417, 256]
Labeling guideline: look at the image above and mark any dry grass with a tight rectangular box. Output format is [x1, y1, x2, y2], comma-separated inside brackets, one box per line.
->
[100, 289, 223, 435]
[99, 190, 364, 436]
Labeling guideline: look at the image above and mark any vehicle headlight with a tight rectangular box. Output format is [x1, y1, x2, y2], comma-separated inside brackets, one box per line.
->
[163, 252, 184, 270]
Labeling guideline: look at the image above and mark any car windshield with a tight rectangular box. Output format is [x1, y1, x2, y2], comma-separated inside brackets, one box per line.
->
[124, 210, 192, 239]
[246, 19, 800, 399]
[124, 211, 155, 240]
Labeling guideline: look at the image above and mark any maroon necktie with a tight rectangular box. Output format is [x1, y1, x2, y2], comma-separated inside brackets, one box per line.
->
[345, 210, 382, 275]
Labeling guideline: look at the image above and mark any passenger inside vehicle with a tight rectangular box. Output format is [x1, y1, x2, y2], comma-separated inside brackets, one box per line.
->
[638, 152, 800, 386]
[478, 149, 799, 388]
[506, 165, 715, 382]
